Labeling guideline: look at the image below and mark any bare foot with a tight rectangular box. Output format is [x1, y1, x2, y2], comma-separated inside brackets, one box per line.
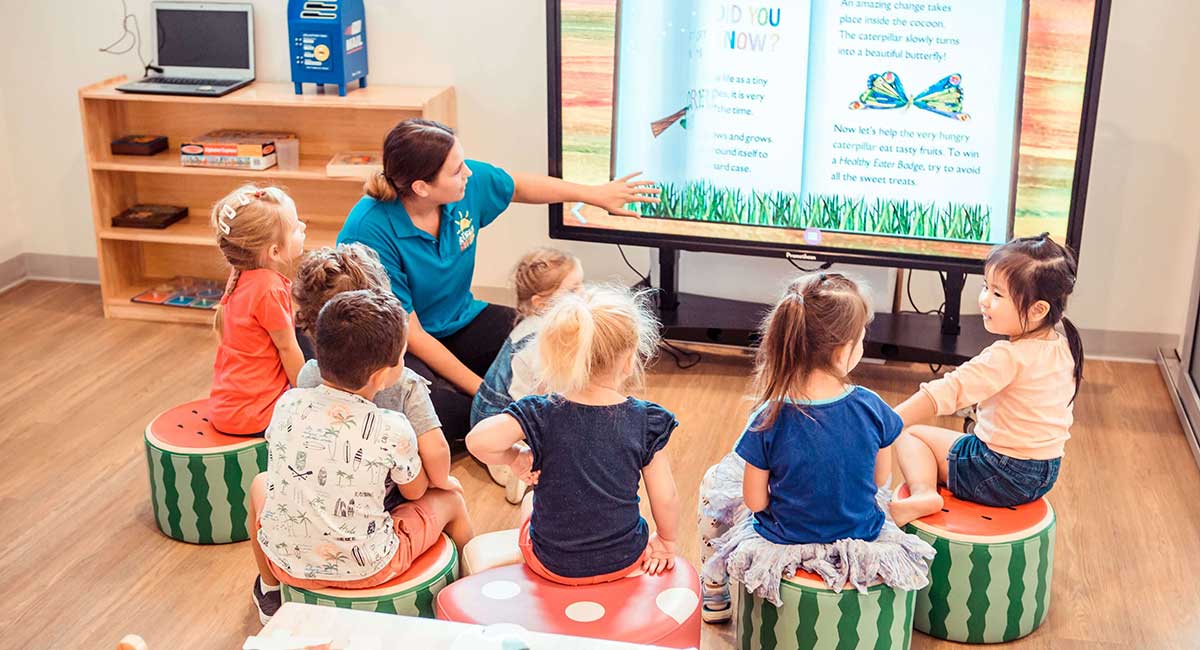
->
[890, 491, 944, 527]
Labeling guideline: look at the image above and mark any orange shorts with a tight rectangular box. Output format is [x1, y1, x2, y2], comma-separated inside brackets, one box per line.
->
[519, 514, 648, 586]
[253, 498, 446, 590]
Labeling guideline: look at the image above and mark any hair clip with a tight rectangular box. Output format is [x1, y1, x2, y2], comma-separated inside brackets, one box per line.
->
[218, 203, 238, 235]
[236, 192, 253, 207]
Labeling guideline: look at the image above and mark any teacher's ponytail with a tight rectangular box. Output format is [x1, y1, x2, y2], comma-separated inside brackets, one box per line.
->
[364, 172, 398, 202]
[365, 118, 457, 202]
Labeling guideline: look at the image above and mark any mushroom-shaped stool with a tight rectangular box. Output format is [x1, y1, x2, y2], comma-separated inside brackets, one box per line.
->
[435, 560, 701, 649]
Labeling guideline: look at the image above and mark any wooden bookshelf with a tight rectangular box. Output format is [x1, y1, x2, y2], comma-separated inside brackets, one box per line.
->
[79, 76, 456, 323]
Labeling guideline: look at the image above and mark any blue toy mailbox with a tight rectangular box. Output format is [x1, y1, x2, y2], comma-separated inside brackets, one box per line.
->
[288, 0, 368, 96]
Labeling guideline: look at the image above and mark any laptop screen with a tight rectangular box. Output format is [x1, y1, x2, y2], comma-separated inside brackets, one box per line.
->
[156, 8, 250, 70]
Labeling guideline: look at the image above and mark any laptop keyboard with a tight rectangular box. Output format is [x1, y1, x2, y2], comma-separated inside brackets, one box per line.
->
[149, 77, 236, 86]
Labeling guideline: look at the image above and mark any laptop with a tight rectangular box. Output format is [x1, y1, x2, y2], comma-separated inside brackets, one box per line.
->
[117, 2, 254, 97]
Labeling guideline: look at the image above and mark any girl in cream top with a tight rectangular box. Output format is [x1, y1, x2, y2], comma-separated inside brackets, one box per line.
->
[891, 234, 1084, 527]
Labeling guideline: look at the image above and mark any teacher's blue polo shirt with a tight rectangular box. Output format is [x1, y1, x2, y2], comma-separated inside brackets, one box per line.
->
[337, 159, 515, 338]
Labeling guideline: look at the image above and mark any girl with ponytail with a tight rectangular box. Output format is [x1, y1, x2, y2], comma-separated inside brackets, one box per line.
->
[466, 286, 682, 585]
[890, 233, 1084, 527]
[208, 184, 307, 435]
[698, 274, 933, 620]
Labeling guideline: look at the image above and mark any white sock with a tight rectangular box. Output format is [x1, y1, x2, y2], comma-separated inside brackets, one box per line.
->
[259, 577, 280, 593]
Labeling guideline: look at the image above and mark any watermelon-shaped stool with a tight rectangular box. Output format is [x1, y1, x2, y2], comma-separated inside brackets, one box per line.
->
[899, 485, 1056, 643]
[281, 532, 459, 617]
[435, 560, 701, 649]
[737, 571, 917, 650]
[144, 399, 267, 544]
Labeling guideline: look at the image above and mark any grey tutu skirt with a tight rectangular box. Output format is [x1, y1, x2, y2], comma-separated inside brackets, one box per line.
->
[700, 454, 935, 607]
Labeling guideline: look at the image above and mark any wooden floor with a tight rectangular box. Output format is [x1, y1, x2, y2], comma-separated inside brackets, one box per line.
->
[2, 280, 1199, 649]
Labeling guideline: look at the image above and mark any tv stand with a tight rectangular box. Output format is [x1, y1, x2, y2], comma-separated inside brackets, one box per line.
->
[651, 247, 998, 366]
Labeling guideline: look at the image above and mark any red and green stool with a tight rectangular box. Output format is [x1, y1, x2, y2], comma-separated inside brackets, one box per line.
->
[144, 399, 267, 544]
[900, 485, 1056, 643]
[280, 532, 459, 617]
[737, 570, 918, 650]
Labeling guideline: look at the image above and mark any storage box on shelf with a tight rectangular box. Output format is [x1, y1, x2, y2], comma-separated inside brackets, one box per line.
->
[79, 76, 456, 324]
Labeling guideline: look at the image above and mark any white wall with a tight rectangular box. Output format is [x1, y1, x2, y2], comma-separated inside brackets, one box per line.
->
[0, 84, 24, 263]
[2, 0, 1197, 340]
[1068, 2, 1200, 338]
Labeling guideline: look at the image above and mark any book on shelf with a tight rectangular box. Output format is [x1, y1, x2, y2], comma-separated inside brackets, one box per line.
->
[180, 130, 297, 171]
[326, 151, 383, 179]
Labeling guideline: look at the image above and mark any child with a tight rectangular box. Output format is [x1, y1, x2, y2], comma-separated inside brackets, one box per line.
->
[466, 286, 681, 583]
[471, 248, 583, 503]
[890, 234, 1082, 526]
[247, 290, 474, 623]
[208, 184, 307, 435]
[292, 243, 455, 496]
[700, 273, 934, 618]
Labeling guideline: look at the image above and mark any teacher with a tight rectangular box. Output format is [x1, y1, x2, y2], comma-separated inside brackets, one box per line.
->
[337, 118, 658, 441]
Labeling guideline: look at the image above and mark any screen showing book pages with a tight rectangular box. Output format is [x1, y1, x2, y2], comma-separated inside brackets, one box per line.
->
[555, 0, 1101, 263]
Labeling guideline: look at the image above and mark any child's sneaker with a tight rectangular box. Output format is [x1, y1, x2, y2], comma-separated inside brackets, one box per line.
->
[487, 463, 511, 487]
[252, 576, 281, 625]
[505, 472, 529, 505]
[701, 580, 732, 623]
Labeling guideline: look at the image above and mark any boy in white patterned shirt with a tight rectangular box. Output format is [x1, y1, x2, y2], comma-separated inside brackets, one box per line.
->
[247, 290, 474, 623]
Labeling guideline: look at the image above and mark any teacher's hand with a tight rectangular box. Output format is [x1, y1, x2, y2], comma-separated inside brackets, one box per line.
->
[589, 172, 661, 217]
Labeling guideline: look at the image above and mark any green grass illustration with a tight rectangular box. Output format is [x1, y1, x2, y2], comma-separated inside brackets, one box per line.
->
[632, 181, 992, 243]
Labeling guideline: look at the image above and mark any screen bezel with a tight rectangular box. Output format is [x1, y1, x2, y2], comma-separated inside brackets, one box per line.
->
[152, 1, 255, 79]
[546, 0, 1112, 274]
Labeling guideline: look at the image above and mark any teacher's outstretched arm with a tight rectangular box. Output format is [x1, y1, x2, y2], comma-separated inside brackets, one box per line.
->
[406, 312, 484, 396]
[510, 171, 661, 217]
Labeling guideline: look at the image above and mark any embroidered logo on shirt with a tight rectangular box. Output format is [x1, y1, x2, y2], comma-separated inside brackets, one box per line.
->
[456, 211, 475, 251]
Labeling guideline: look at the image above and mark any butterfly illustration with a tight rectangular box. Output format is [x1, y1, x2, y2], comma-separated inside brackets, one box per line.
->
[849, 72, 970, 121]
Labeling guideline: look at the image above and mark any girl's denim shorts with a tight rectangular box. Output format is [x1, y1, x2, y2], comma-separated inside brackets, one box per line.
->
[947, 434, 1060, 507]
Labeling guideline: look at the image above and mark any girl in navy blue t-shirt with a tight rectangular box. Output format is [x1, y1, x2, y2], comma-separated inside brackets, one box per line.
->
[467, 286, 681, 584]
[699, 274, 934, 619]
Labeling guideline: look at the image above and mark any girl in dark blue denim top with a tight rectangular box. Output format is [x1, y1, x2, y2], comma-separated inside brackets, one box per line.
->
[467, 285, 681, 583]
[471, 248, 583, 504]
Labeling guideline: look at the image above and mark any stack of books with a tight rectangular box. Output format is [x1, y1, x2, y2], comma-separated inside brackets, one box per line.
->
[180, 130, 296, 171]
